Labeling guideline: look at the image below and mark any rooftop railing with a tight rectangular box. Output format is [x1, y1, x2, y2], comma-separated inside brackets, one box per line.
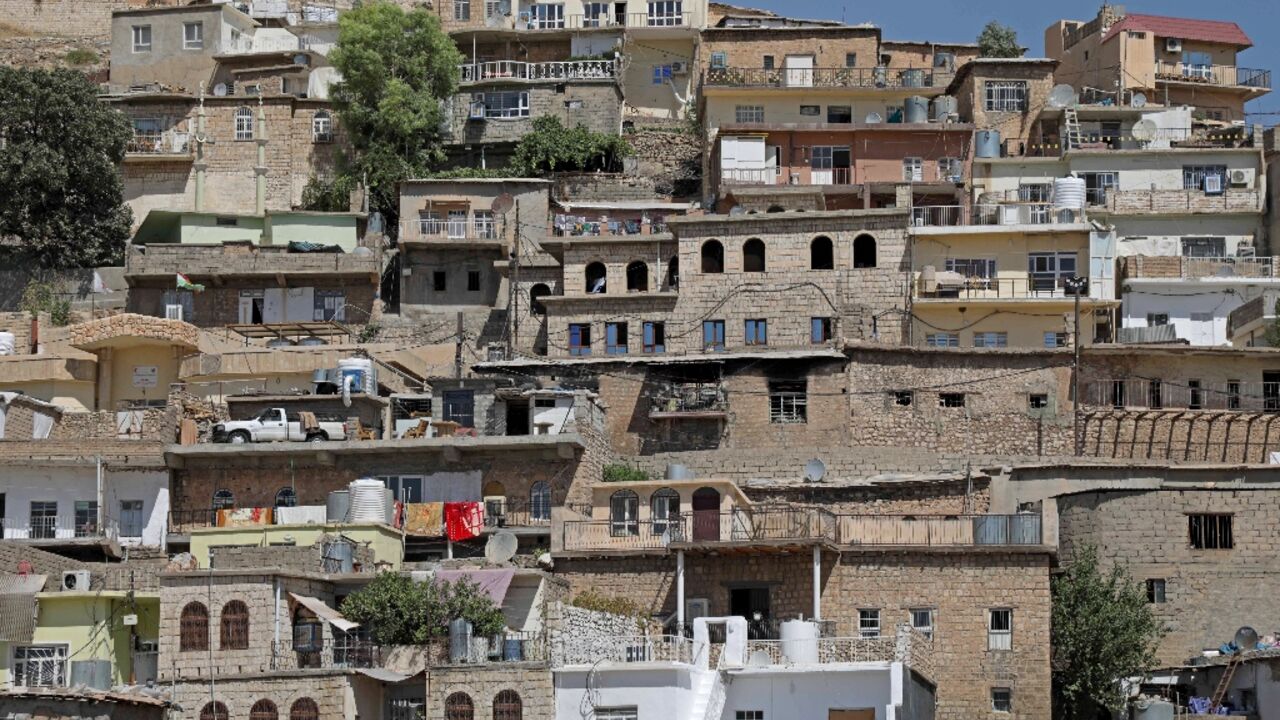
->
[1082, 379, 1280, 412]
[404, 218, 500, 242]
[219, 35, 314, 55]
[458, 59, 620, 84]
[270, 638, 381, 671]
[915, 273, 1089, 301]
[911, 203, 1085, 227]
[1154, 61, 1271, 89]
[705, 66, 944, 90]
[1123, 255, 1277, 280]
[3, 516, 120, 542]
[563, 10, 693, 28]
[1098, 188, 1262, 214]
[556, 633, 694, 666]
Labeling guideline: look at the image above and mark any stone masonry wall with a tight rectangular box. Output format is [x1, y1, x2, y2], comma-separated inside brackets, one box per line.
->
[172, 675, 352, 720]
[426, 663, 554, 720]
[450, 83, 623, 146]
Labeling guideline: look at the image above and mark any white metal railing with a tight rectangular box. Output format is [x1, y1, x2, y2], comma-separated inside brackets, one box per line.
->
[219, 35, 312, 55]
[4, 516, 120, 541]
[1154, 61, 1271, 89]
[911, 203, 1085, 227]
[127, 130, 191, 155]
[459, 59, 619, 83]
[719, 168, 776, 185]
[410, 218, 498, 241]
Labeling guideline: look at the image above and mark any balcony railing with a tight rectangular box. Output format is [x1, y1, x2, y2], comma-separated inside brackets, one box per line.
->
[126, 130, 191, 155]
[915, 273, 1088, 301]
[270, 638, 381, 671]
[556, 634, 695, 666]
[705, 66, 942, 90]
[4, 516, 119, 541]
[219, 35, 314, 55]
[1154, 61, 1271, 89]
[483, 498, 551, 528]
[552, 217, 667, 237]
[459, 59, 620, 84]
[564, 10, 692, 28]
[125, 244, 379, 278]
[168, 508, 219, 533]
[1123, 255, 1277, 280]
[1083, 379, 1280, 412]
[911, 203, 1085, 227]
[1098, 188, 1262, 214]
[407, 218, 499, 242]
[649, 382, 727, 418]
[837, 513, 1042, 546]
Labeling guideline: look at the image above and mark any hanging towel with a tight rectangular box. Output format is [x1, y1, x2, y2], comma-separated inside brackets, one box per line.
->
[444, 502, 485, 541]
[218, 507, 273, 527]
[404, 502, 445, 536]
[274, 505, 326, 525]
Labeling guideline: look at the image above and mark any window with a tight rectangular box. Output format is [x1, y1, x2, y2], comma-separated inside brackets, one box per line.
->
[478, 91, 529, 118]
[809, 236, 834, 270]
[853, 234, 876, 268]
[703, 320, 725, 351]
[432, 270, 448, 292]
[274, 487, 297, 508]
[988, 609, 1012, 650]
[467, 270, 481, 292]
[939, 393, 965, 408]
[312, 110, 333, 143]
[445, 693, 474, 720]
[212, 489, 234, 510]
[646, 0, 683, 26]
[626, 260, 649, 292]
[762, 55, 774, 69]
[473, 210, 495, 239]
[27, 500, 55, 539]
[1044, 332, 1067, 348]
[844, 52, 857, 67]
[609, 490, 639, 536]
[118, 500, 145, 537]
[984, 80, 1027, 111]
[1181, 236, 1226, 258]
[529, 2, 563, 28]
[945, 258, 996, 283]
[643, 322, 665, 353]
[894, 391, 914, 406]
[314, 290, 344, 321]
[736, 713, 764, 720]
[735, 105, 764, 123]
[799, 104, 820, 116]
[652, 64, 673, 84]
[826, 105, 852, 123]
[1017, 183, 1053, 202]
[858, 609, 880, 638]
[569, 324, 591, 356]
[1228, 380, 1241, 410]
[220, 600, 249, 649]
[1111, 380, 1127, 409]
[1146, 579, 1166, 603]
[73, 500, 97, 537]
[666, 256, 679, 288]
[442, 390, 476, 428]
[250, 700, 279, 720]
[1078, 171, 1117, 206]
[1028, 251, 1077, 293]
[744, 319, 768, 346]
[1188, 379, 1203, 409]
[290, 698, 319, 720]
[1188, 514, 1233, 549]
[594, 710, 638, 720]
[528, 481, 551, 522]
[234, 107, 254, 140]
[1183, 165, 1227, 191]
[710, 51, 727, 69]
[1029, 394, 1049, 410]
[1148, 379, 1163, 409]
[768, 380, 807, 424]
[183, 22, 203, 50]
[201, 703, 230, 720]
[910, 608, 933, 638]
[991, 688, 1012, 713]
[1146, 313, 1169, 326]
[903, 156, 923, 182]
[926, 333, 959, 348]
[606, 322, 628, 354]
[454, 0, 470, 19]
[493, 690, 522, 720]
[132, 25, 151, 53]
[973, 332, 1007, 348]
[180, 602, 209, 651]
[701, 240, 724, 273]
[811, 317, 832, 344]
[585, 262, 607, 293]
[13, 644, 66, 687]
[650, 488, 679, 536]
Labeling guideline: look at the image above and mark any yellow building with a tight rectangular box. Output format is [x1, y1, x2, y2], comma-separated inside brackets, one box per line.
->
[186, 522, 405, 571]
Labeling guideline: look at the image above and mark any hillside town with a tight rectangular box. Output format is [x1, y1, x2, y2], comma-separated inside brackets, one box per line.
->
[0, 0, 1278, 718]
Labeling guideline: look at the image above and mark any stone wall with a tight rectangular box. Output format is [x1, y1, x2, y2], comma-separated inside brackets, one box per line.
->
[171, 674, 355, 720]
[448, 83, 623, 146]
[426, 663, 554, 720]
[208, 536, 375, 574]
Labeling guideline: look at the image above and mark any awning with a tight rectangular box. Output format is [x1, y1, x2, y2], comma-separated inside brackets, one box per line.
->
[289, 592, 359, 632]
[433, 568, 515, 606]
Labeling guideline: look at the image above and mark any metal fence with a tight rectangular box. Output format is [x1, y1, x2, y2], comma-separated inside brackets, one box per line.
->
[911, 203, 1085, 227]
[459, 59, 619, 84]
[706, 66, 942, 89]
[1154, 61, 1271, 89]
[1082, 379, 1280, 412]
[270, 638, 381, 670]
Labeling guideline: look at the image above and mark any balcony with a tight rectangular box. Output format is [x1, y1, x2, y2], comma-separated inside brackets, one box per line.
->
[402, 218, 500, 244]
[1154, 61, 1271, 90]
[1096, 188, 1262, 215]
[562, 10, 693, 28]
[1122, 255, 1279, 281]
[270, 638, 381, 671]
[705, 66, 944, 90]
[218, 35, 314, 55]
[745, 626, 933, 679]
[4, 516, 119, 542]
[911, 203, 1086, 228]
[556, 634, 695, 666]
[125, 130, 192, 159]
[1083, 379, 1280, 412]
[837, 513, 1041, 546]
[721, 167, 856, 187]
[915, 273, 1090, 302]
[459, 59, 620, 85]
[483, 498, 551, 529]
[649, 382, 728, 420]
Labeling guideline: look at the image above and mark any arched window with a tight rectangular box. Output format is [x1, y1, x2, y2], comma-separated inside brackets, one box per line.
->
[651, 488, 680, 536]
[585, 262, 607, 294]
[274, 487, 297, 508]
[212, 489, 235, 510]
[625, 261, 649, 292]
[445, 693, 474, 720]
[250, 700, 278, 720]
[666, 256, 679, 289]
[220, 600, 249, 649]
[290, 698, 319, 720]
[200, 702, 229, 720]
[234, 106, 254, 141]
[743, 238, 766, 272]
[853, 234, 877, 268]
[529, 481, 551, 523]
[529, 283, 551, 315]
[609, 490, 639, 537]
[493, 690, 522, 720]
[701, 240, 724, 274]
[811, 236, 834, 270]
[312, 110, 333, 143]
[180, 602, 209, 652]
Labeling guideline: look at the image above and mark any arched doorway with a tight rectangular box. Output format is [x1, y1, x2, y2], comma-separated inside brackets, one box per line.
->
[691, 487, 721, 542]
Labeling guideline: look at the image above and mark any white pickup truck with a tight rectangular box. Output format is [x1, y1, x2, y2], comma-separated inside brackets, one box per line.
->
[213, 408, 348, 444]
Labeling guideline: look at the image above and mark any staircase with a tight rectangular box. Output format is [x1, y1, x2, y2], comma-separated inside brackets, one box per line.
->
[1209, 653, 1244, 712]
[687, 668, 726, 720]
[1063, 107, 1084, 151]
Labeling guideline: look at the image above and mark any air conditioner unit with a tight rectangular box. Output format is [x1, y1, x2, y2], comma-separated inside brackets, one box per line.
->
[468, 102, 487, 120]
[1229, 169, 1249, 186]
[164, 304, 184, 321]
[1165, 38, 1182, 53]
[62, 570, 91, 592]
[670, 61, 689, 75]
[1204, 175, 1223, 195]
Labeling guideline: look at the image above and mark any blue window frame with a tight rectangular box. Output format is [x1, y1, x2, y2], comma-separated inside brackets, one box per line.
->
[652, 65, 673, 85]
[643, 322, 665, 353]
[745, 319, 768, 346]
[811, 317, 832, 343]
[606, 322, 629, 354]
[569, 324, 591, 356]
[703, 320, 725, 351]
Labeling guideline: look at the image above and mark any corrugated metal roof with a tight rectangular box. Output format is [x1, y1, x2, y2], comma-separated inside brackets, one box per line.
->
[1101, 14, 1252, 48]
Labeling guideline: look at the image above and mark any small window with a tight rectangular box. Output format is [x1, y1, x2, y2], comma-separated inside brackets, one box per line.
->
[609, 490, 639, 536]
[1029, 394, 1049, 410]
[132, 25, 152, 53]
[493, 690, 522, 720]
[701, 240, 724, 273]
[234, 106, 254, 140]
[180, 602, 209, 651]
[988, 609, 1012, 650]
[939, 393, 965, 408]
[762, 55, 774, 70]
[1146, 579, 1166, 603]
[467, 270, 481, 292]
[973, 332, 1007, 348]
[585, 261, 607, 293]
[212, 489, 235, 510]
[735, 105, 764, 123]
[858, 609, 880, 638]
[215, 216, 238, 227]
[606, 322, 628, 354]
[1146, 313, 1169, 327]
[844, 52, 857, 67]
[183, 22, 203, 50]
[1227, 380, 1241, 410]
[569, 324, 592, 356]
[314, 290, 344, 321]
[710, 51, 728, 69]
[910, 608, 933, 638]
[811, 317, 832, 344]
[220, 600, 250, 649]
[643, 322, 665, 353]
[1188, 379, 1202, 409]
[1044, 332, 1068, 348]
[433, 270, 447, 292]
[744, 319, 768, 346]
[810, 236, 834, 270]
[1188, 514, 1233, 549]
[736, 712, 764, 720]
[12, 644, 67, 687]
[903, 157, 923, 182]
[652, 64, 673, 85]
[894, 391, 913, 407]
[250, 700, 278, 720]
[743, 238, 766, 272]
[768, 380, 807, 424]
[201, 703, 230, 720]
[445, 693, 474, 720]
[312, 110, 333, 143]
[290, 698, 319, 720]
[454, 0, 470, 20]
[991, 688, 1012, 713]
[703, 320, 725, 352]
[1148, 379, 1163, 409]
[799, 105, 820, 116]
[926, 333, 959, 348]
[984, 80, 1028, 112]
[826, 105, 852, 123]
[274, 487, 297, 507]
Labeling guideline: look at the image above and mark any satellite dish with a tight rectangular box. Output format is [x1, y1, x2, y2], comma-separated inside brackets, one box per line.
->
[484, 531, 518, 563]
[491, 193, 515, 214]
[864, 112, 883, 124]
[1047, 84, 1078, 109]
[1131, 119, 1158, 142]
[213, 83, 228, 97]
[1131, 92, 1147, 108]
[728, 205, 746, 216]
[803, 458, 826, 483]
[1234, 626, 1259, 651]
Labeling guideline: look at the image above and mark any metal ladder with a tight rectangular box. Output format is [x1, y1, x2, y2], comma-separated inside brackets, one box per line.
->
[1209, 652, 1244, 712]
[1063, 107, 1084, 150]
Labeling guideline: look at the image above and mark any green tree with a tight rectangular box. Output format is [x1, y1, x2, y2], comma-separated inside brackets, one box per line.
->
[300, 174, 357, 212]
[0, 67, 133, 268]
[1052, 544, 1162, 719]
[328, 1, 462, 234]
[510, 116, 631, 176]
[978, 21, 1022, 58]
[339, 572, 506, 645]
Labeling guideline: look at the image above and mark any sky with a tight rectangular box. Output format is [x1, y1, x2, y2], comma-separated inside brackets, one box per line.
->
[737, 0, 1278, 122]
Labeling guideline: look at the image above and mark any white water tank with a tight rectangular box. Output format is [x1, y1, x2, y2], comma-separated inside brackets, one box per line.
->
[779, 619, 820, 664]
[0, 332, 14, 356]
[1053, 176, 1087, 209]
[337, 357, 375, 395]
[348, 478, 387, 523]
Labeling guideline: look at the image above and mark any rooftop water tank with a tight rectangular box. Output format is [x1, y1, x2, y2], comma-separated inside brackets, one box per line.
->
[347, 479, 387, 523]
[383, 486, 396, 525]
[449, 618, 473, 664]
[975, 130, 1002, 158]
[1132, 698, 1175, 720]
[1053, 176, 1087, 210]
[337, 357, 376, 395]
[904, 96, 929, 124]
[779, 619, 820, 664]
[326, 490, 351, 523]
[900, 69, 925, 88]
[931, 95, 958, 122]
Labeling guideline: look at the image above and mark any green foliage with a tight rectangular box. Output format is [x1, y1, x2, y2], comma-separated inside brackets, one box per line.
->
[64, 48, 99, 65]
[510, 116, 631, 176]
[571, 589, 647, 623]
[1051, 544, 1163, 719]
[978, 21, 1021, 58]
[300, 174, 356, 212]
[339, 572, 507, 645]
[0, 67, 133, 268]
[19, 280, 71, 326]
[357, 322, 382, 343]
[602, 463, 651, 483]
[1264, 299, 1280, 348]
[328, 1, 463, 233]
[425, 167, 523, 180]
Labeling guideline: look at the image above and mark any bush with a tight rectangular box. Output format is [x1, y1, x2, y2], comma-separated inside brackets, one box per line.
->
[339, 572, 506, 645]
[300, 174, 355, 212]
[510, 116, 631, 175]
[64, 49, 99, 66]
[571, 589, 646, 621]
[602, 463, 650, 483]
[20, 281, 71, 326]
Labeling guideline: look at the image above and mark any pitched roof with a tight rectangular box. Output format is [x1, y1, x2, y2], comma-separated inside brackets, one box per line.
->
[1101, 13, 1252, 48]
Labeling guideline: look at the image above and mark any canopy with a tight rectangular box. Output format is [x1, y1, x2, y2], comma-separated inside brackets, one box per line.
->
[289, 592, 359, 632]
[434, 568, 515, 606]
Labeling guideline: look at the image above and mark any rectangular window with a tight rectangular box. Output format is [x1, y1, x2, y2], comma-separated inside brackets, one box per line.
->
[894, 391, 914, 406]
[1181, 237, 1226, 257]
[642, 322, 665, 353]
[529, 2, 564, 28]
[1111, 380, 1127, 409]
[710, 51, 727, 69]
[973, 332, 1008, 348]
[988, 609, 1012, 650]
[30, 501, 57, 539]
[183, 22, 203, 50]
[826, 105, 852, 123]
[925, 332, 959, 348]
[119, 500, 145, 538]
[569, 324, 592, 356]
[945, 258, 996, 284]
[606, 322, 628, 354]
[314, 290, 345, 321]
[858, 609, 881, 638]
[744, 319, 768, 346]
[811, 317, 832, 343]
[992, 688, 1012, 712]
[479, 91, 530, 118]
[769, 380, 807, 424]
[472, 210, 495, 239]
[799, 104, 820, 116]
[442, 390, 475, 428]
[1146, 579, 1166, 603]
[1044, 332, 1068, 348]
[1146, 313, 1169, 326]
[466, 270, 481, 292]
[646, 0, 683, 26]
[939, 393, 966, 408]
[1228, 380, 1241, 410]
[938, 157, 963, 181]
[432, 270, 447, 292]
[13, 645, 67, 687]
[1148, 379, 1163, 409]
[903, 157, 923, 182]
[132, 25, 151, 53]
[454, 0, 470, 19]
[735, 105, 764, 123]
[1017, 183, 1053, 202]
[844, 52, 857, 67]
[1078, 171, 1118, 206]
[234, 109, 254, 140]
[74, 500, 97, 537]
[1183, 165, 1227, 192]
[595, 710, 638, 720]
[1029, 394, 1049, 410]
[1028, 251, 1078, 293]
[762, 55, 774, 70]
[703, 320, 725, 352]
[1188, 514, 1233, 549]
[1188, 379, 1203, 409]
[735, 713, 763, 720]
[984, 80, 1027, 111]
[910, 608, 933, 638]
[652, 64, 673, 84]
[446, 209, 467, 239]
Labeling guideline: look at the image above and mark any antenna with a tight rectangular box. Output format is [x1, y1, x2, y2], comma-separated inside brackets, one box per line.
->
[1047, 84, 1078, 108]
[484, 531, 518, 563]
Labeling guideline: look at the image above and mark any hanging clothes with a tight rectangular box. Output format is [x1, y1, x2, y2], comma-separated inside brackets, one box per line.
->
[404, 502, 445, 536]
[444, 502, 485, 541]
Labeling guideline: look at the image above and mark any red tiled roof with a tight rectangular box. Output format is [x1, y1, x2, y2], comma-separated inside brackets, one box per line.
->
[1101, 13, 1252, 48]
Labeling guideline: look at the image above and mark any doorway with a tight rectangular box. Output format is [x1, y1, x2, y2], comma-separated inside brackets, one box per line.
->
[691, 487, 720, 541]
[505, 401, 529, 436]
[1264, 371, 1280, 410]
[730, 586, 771, 638]
[784, 54, 814, 87]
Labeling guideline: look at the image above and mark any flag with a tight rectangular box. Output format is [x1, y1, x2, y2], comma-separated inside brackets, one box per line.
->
[176, 273, 205, 292]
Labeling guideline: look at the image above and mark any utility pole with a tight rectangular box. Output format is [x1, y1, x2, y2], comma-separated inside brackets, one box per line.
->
[1066, 275, 1087, 455]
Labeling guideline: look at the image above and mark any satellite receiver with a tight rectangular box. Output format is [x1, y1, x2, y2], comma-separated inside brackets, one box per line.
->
[491, 193, 515, 215]
[865, 112, 883, 124]
[804, 458, 827, 483]
[728, 205, 746, 216]
[484, 531, 518, 564]
[1130, 119, 1158, 143]
[1046, 84, 1078, 109]
[213, 83, 229, 97]
[1130, 92, 1147, 108]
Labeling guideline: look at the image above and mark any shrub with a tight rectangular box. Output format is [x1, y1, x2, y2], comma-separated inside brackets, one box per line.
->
[64, 48, 99, 66]
[602, 463, 650, 483]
